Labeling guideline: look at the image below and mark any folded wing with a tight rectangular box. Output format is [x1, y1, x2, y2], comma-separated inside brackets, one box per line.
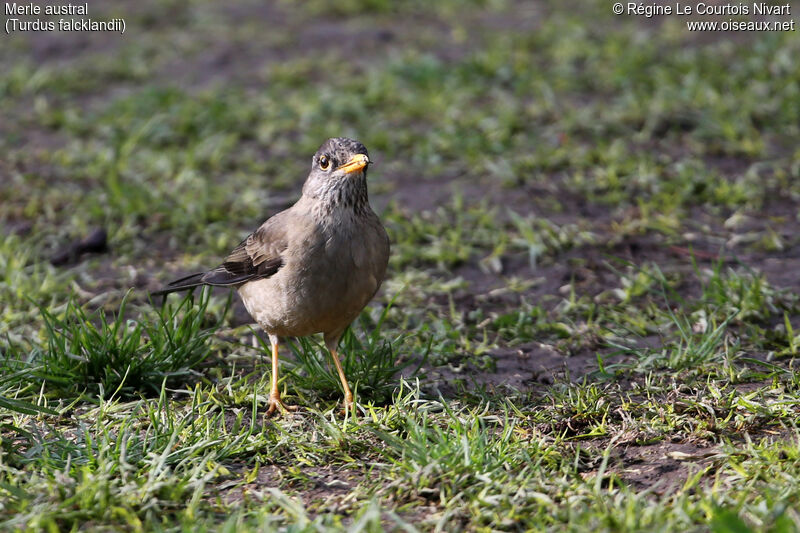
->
[152, 214, 289, 296]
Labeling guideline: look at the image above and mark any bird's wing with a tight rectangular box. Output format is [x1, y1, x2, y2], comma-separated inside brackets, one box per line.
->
[200, 214, 289, 286]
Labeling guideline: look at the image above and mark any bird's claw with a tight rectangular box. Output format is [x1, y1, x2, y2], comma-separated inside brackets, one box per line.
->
[265, 393, 298, 417]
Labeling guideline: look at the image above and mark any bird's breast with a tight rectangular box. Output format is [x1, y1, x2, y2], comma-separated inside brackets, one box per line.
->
[239, 212, 388, 338]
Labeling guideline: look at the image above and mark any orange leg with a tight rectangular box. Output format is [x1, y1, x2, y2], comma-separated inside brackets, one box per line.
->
[265, 335, 297, 416]
[329, 348, 354, 411]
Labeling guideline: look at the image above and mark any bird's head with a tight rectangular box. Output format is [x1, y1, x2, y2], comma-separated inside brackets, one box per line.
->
[302, 137, 372, 210]
[310, 137, 370, 179]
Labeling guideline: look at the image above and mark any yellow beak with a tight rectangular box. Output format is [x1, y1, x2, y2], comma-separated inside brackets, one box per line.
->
[337, 153, 370, 174]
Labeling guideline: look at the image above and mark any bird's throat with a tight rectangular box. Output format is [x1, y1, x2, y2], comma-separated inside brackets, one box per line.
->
[307, 174, 370, 218]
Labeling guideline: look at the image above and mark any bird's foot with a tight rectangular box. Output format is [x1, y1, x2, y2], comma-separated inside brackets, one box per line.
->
[265, 393, 298, 417]
[340, 393, 355, 416]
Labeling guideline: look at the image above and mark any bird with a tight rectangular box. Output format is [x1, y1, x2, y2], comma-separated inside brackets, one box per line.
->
[152, 138, 390, 415]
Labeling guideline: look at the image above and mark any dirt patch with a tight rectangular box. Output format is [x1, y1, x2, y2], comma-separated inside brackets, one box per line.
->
[219, 462, 368, 514]
[613, 441, 719, 495]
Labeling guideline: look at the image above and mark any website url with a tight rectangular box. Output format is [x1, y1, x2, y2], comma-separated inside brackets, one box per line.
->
[687, 19, 796, 31]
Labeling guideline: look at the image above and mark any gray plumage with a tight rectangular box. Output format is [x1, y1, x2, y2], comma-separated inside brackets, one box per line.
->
[153, 137, 390, 414]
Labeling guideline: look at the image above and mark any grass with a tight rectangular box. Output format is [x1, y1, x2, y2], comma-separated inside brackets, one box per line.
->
[25, 289, 226, 399]
[1, 0, 800, 530]
[285, 302, 427, 405]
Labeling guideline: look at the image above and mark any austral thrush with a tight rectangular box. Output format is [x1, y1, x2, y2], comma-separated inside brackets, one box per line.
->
[153, 138, 390, 415]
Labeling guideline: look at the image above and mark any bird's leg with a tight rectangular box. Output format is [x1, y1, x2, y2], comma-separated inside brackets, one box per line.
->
[329, 348, 354, 411]
[265, 334, 297, 416]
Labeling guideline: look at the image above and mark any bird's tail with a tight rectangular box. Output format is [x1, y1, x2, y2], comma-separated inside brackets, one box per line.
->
[151, 272, 206, 297]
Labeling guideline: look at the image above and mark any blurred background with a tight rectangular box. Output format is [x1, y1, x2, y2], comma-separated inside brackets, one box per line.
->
[2, 0, 800, 381]
[3, 0, 800, 529]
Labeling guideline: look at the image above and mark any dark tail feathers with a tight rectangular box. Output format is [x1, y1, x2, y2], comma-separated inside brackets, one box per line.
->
[150, 272, 206, 297]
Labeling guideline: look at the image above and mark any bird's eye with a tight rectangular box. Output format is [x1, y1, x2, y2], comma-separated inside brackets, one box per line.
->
[319, 155, 330, 170]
